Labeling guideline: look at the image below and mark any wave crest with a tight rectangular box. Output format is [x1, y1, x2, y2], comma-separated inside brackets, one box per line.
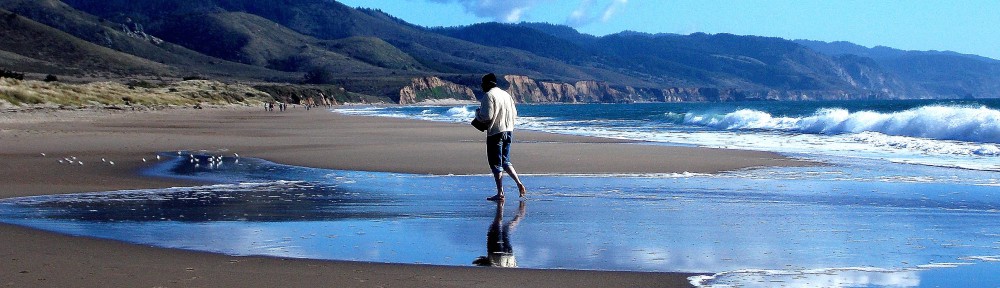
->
[685, 105, 1000, 143]
[445, 106, 476, 119]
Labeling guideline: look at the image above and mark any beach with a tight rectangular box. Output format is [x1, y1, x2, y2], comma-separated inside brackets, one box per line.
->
[0, 107, 807, 287]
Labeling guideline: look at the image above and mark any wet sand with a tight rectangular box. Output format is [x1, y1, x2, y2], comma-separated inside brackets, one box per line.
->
[0, 107, 808, 287]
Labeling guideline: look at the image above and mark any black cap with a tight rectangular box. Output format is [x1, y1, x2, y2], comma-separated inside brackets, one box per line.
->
[482, 73, 497, 85]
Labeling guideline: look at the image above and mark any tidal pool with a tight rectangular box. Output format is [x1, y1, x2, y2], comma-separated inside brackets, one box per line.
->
[2, 153, 999, 287]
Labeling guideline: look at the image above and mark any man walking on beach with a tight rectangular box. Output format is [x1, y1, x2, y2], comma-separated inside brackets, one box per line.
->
[475, 73, 526, 201]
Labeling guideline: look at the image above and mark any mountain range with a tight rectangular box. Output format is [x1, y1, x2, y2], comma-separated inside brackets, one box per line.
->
[1, 0, 998, 103]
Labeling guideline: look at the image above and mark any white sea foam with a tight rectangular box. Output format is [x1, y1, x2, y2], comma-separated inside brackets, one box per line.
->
[916, 262, 974, 268]
[337, 106, 416, 120]
[524, 106, 1000, 171]
[691, 267, 920, 288]
[851, 131, 1000, 156]
[684, 105, 1000, 144]
[335, 106, 380, 115]
[338, 106, 478, 123]
[445, 106, 476, 119]
[959, 255, 1000, 262]
[521, 172, 711, 178]
[337, 105, 1000, 171]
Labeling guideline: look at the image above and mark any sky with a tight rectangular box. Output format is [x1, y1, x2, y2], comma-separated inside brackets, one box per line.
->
[337, 0, 1000, 60]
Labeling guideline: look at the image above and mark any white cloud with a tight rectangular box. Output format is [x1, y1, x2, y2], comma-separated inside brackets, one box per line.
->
[505, 7, 527, 22]
[429, 0, 549, 23]
[565, 0, 628, 27]
[424, 0, 626, 25]
[602, 0, 627, 22]
[567, 0, 594, 26]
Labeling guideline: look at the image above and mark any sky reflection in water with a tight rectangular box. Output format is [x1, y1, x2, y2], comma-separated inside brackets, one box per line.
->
[2, 153, 1000, 287]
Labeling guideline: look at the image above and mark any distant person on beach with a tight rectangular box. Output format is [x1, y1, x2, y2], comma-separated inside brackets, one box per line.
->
[474, 200, 526, 267]
[475, 73, 526, 201]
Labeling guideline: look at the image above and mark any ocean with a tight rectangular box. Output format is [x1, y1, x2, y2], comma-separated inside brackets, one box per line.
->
[2, 100, 1000, 287]
[338, 99, 1000, 171]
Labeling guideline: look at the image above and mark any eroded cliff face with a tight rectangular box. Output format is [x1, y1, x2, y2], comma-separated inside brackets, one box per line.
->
[505, 75, 631, 103]
[398, 76, 475, 104]
[400, 75, 891, 104]
[502, 75, 880, 103]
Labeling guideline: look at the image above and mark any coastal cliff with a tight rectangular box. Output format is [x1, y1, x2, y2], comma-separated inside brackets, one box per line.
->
[505, 75, 629, 103]
[398, 77, 475, 104]
[397, 75, 887, 104]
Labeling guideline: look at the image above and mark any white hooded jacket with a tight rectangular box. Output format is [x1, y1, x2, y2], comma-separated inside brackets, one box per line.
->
[475, 87, 517, 136]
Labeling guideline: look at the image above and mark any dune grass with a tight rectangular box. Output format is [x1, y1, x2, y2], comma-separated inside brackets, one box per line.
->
[0, 78, 271, 109]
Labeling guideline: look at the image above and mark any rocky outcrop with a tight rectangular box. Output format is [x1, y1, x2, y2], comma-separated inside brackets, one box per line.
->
[120, 18, 164, 45]
[398, 76, 475, 104]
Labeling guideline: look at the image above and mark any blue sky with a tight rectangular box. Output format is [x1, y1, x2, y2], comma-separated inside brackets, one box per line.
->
[338, 0, 1000, 60]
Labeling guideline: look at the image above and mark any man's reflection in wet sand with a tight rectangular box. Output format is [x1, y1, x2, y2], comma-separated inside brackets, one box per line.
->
[474, 200, 526, 267]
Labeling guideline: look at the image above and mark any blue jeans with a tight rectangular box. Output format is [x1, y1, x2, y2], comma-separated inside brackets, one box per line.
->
[487, 131, 513, 174]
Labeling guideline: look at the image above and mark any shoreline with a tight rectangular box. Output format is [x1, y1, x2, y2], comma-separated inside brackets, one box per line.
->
[1, 107, 811, 287]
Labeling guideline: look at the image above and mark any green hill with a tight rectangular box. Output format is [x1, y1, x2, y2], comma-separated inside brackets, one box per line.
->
[152, 11, 388, 74]
[324, 36, 427, 71]
[2, 0, 997, 101]
[61, 0, 641, 85]
[0, 8, 173, 76]
[0, 0, 298, 81]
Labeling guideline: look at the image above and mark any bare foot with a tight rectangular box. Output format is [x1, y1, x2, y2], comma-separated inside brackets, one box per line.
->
[487, 194, 505, 201]
[518, 184, 527, 198]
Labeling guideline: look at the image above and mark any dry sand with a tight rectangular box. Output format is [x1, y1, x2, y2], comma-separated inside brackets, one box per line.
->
[0, 107, 810, 287]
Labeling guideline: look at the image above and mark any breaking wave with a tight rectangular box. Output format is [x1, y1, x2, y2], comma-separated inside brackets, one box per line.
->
[444, 106, 476, 119]
[683, 105, 1000, 144]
